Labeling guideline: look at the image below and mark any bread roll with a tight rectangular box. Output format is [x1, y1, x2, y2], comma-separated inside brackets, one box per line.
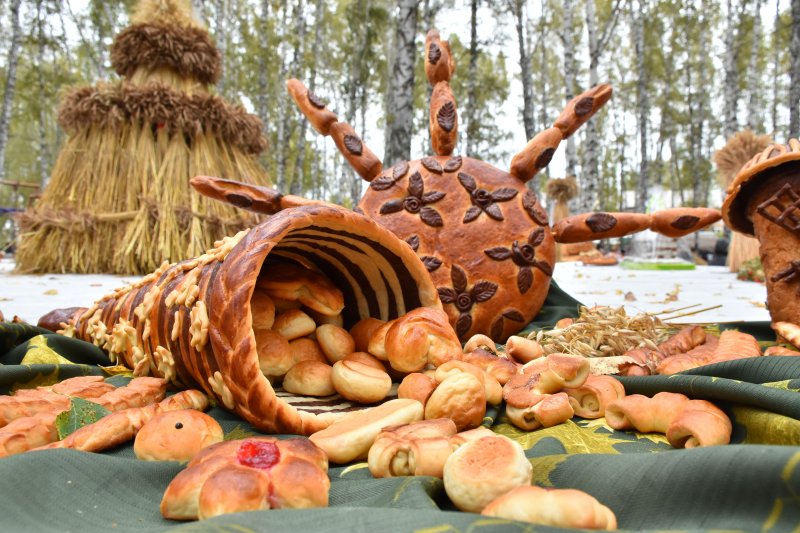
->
[649, 207, 721, 238]
[286, 78, 338, 135]
[397, 373, 438, 407]
[197, 464, 270, 519]
[350, 317, 386, 353]
[434, 360, 502, 406]
[505, 336, 544, 364]
[605, 392, 690, 434]
[342, 351, 387, 372]
[330, 360, 392, 404]
[384, 308, 461, 373]
[505, 392, 574, 431]
[564, 375, 626, 419]
[367, 320, 394, 361]
[377, 418, 458, 442]
[316, 324, 356, 364]
[443, 435, 532, 513]
[283, 361, 335, 397]
[424, 372, 485, 431]
[267, 455, 331, 508]
[666, 399, 732, 448]
[462, 349, 519, 385]
[134, 409, 223, 462]
[255, 329, 294, 378]
[309, 399, 424, 463]
[273, 309, 317, 340]
[258, 262, 344, 317]
[448, 426, 494, 449]
[306, 309, 344, 328]
[463, 334, 498, 355]
[552, 212, 652, 243]
[289, 338, 328, 365]
[250, 289, 276, 331]
[481, 485, 617, 530]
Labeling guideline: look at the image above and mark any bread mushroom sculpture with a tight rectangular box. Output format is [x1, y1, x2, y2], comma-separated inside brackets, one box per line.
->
[722, 140, 800, 329]
[190, 28, 722, 342]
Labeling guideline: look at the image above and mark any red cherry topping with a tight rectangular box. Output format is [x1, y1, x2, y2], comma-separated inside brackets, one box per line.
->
[236, 439, 281, 470]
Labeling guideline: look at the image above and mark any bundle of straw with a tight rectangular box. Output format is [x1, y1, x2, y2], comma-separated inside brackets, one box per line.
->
[546, 176, 580, 261]
[713, 130, 771, 273]
[15, 0, 268, 274]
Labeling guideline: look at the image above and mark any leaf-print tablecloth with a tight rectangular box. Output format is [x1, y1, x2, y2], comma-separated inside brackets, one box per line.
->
[0, 282, 799, 533]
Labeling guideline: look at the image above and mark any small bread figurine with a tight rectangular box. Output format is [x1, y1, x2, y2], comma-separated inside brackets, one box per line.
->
[134, 409, 224, 462]
[482, 486, 617, 530]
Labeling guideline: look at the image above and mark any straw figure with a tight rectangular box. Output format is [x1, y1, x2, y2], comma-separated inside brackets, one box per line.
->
[713, 130, 772, 272]
[546, 176, 585, 261]
[14, 0, 268, 275]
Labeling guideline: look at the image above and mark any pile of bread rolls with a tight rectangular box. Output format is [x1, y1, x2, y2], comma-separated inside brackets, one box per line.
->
[252, 261, 462, 406]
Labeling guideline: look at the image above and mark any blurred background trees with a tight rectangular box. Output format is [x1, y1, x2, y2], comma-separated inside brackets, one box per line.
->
[0, 0, 797, 245]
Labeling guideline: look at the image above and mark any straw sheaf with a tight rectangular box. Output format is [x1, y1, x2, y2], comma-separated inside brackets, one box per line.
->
[713, 130, 772, 189]
[58, 83, 267, 155]
[545, 176, 579, 204]
[111, 23, 221, 85]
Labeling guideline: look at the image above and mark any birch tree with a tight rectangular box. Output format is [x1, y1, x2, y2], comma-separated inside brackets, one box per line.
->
[0, 0, 22, 181]
[746, 0, 764, 131]
[383, 0, 418, 166]
[723, 0, 745, 139]
[633, 0, 649, 212]
[464, 0, 480, 156]
[507, 0, 535, 141]
[559, 0, 579, 177]
[790, 0, 800, 136]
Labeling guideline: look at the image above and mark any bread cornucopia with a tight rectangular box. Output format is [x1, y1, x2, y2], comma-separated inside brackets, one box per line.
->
[46, 204, 450, 435]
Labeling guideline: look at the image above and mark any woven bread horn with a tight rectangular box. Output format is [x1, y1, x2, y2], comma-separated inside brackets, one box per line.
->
[63, 205, 441, 435]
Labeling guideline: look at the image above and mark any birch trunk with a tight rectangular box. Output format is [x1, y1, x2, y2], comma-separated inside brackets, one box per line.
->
[773, 0, 781, 136]
[634, 0, 649, 213]
[723, 0, 740, 139]
[790, 0, 800, 136]
[509, 0, 535, 142]
[561, 0, 578, 178]
[36, 0, 51, 189]
[465, 0, 480, 156]
[289, 0, 308, 196]
[275, 2, 290, 191]
[383, 0, 418, 166]
[746, 0, 763, 131]
[214, 0, 228, 97]
[581, 0, 600, 211]
[0, 0, 22, 182]
[256, 0, 269, 148]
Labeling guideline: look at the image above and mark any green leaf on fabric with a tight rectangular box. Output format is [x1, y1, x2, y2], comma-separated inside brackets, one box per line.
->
[99, 365, 134, 378]
[224, 424, 258, 441]
[55, 398, 110, 440]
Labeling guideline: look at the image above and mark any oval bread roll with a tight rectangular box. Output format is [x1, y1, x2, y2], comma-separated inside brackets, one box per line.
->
[309, 399, 424, 463]
[425, 372, 485, 431]
[331, 360, 392, 404]
[289, 338, 328, 365]
[342, 351, 387, 372]
[273, 309, 317, 340]
[398, 373, 438, 407]
[350, 317, 386, 353]
[481, 485, 617, 530]
[255, 329, 294, 378]
[250, 289, 276, 331]
[443, 435, 532, 513]
[316, 324, 356, 364]
[134, 410, 224, 462]
[283, 361, 335, 397]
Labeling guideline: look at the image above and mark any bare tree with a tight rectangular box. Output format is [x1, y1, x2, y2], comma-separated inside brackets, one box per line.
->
[465, 0, 480, 156]
[633, 0, 649, 212]
[383, 0, 419, 166]
[36, 0, 51, 188]
[507, 0, 535, 141]
[746, 0, 764, 131]
[0, 0, 22, 182]
[559, 0, 579, 177]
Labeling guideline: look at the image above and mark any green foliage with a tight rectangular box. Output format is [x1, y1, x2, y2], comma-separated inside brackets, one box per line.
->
[55, 397, 111, 440]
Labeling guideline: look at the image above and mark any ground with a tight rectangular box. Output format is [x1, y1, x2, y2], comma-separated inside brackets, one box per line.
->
[0, 257, 770, 326]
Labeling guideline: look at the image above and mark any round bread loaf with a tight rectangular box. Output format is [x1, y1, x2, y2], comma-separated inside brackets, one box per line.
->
[424, 372, 486, 431]
[134, 409, 223, 462]
[443, 435, 532, 512]
[398, 372, 438, 407]
[316, 324, 356, 363]
[283, 361, 335, 397]
[331, 360, 392, 404]
[349, 317, 386, 352]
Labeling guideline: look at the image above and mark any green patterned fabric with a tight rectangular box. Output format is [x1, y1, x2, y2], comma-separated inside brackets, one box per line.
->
[1, 282, 799, 532]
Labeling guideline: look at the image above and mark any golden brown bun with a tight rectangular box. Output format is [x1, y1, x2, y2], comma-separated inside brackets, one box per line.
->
[565, 375, 626, 419]
[443, 435, 532, 513]
[342, 351, 387, 372]
[649, 207, 722, 238]
[316, 324, 356, 364]
[350, 317, 386, 353]
[765, 345, 800, 356]
[429, 83, 458, 156]
[553, 212, 652, 244]
[434, 360, 502, 405]
[448, 426, 494, 449]
[424, 372, 485, 431]
[384, 308, 462, 373]
[282, 361, 335, 397]
[134, 409, 223, 462]
[272, 309, 317, 340]
[462, 334, 498, 355]
[462, 349, 519, 385]
[329, 121, 383, 182]
[378, 418, 458, 442]
[774, 322, 800, 349]
[267, 455, 331, 508]
[197, 464, 270, 519]
[505, 336, 544, 364]
[367, 320, 394, 361]
[259, 262, 344, 317]
[250, 289, 276, 331]
[397, 372, 438, 407]
[482, 485, 618, 530]
[309, 398, 424, 464]
[505, 392, 574, 431]
[255, 329, 294, 378]
[306, 309, 344, 327]
[666, 399, 732, 448]
[286, 78, 338, 135]
[289, 338, 328, 365]
[605, 392, 690, 433]
[518, 353, 590, 394]
[330, 360, 392, 404]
